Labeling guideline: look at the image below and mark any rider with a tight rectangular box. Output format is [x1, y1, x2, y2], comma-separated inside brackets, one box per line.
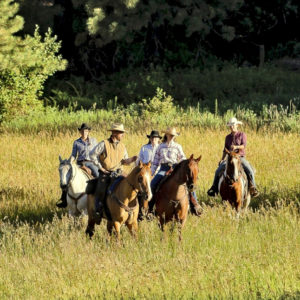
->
[56, 123, 98, 208]
[207, 117, 259, 197]
[136, 130, 161, 165]
[89, 123, 137, 223]
[149, 127, 202, 216]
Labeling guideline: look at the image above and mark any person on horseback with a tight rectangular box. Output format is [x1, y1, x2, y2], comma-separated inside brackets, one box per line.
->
[207, 117, 259, 197]
[56, 123, 98, 208]
[149, 127, 202, 216]
[136, 130, 162, 165]
[89, 123, 137, 223]
[136, 130, 161, 220]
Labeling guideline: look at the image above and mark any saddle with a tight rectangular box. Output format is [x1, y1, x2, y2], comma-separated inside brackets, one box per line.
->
[80, 165, 94, 179]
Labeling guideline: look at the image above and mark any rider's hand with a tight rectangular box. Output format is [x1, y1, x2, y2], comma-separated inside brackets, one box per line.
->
[100, 167, 109, 174]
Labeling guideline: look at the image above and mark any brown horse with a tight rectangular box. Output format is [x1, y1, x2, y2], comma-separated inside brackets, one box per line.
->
[86, 161, 152, 239]
[219, 149, 251, 217]
[153, 155, 201, 240]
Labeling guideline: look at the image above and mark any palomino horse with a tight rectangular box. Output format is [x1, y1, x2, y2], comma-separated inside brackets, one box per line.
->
[153, 155, 201, 240]
[86, 161, 152, 239]
[59, 156, 92, 217]
[219, 149, 251, 217]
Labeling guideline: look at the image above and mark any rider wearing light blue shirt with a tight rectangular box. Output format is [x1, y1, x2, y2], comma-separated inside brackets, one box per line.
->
[56, 123, 98, 208]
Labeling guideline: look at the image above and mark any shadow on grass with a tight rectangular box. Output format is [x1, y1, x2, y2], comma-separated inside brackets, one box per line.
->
[0, 186, 64, 225]
[198, 188, 300, 210]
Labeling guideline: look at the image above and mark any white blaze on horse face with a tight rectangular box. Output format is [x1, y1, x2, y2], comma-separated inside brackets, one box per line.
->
[59, 163, 71, 187]
[145, 170, 152, 201]
[232, 156, 240, 181]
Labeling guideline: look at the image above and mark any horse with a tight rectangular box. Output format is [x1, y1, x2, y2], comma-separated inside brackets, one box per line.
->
[218, 149, 251, 217]
[86, 161, 152, 239]
[58, 156, 92, 217]
[153, 154, 201, 241]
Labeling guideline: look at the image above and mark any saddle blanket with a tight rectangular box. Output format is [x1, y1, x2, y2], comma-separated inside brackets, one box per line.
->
[108, 176, 125, 195]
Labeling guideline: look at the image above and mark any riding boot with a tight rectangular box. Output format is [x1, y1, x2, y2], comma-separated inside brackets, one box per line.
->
[56, 190, 68, 208]
[189, 192, 202, 216]
[249, 182, 259, 198]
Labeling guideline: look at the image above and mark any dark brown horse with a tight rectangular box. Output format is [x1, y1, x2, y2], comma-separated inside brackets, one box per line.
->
[153, 155, 201, 240]
[86, 161, 152, 239]
[219, 149, 251, 217]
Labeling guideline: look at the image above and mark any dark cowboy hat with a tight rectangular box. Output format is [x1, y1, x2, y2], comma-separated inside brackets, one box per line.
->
[147, 130, 162, 139]
[78, 123, 91, 131]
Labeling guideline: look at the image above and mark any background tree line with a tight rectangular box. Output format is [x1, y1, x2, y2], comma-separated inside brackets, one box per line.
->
[1, 0, 300, 121]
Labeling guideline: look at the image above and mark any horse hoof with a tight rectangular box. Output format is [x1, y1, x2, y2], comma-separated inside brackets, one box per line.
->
[85, 228, 94, 238]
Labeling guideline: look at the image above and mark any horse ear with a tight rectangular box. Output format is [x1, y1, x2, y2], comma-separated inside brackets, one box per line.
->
[224, 148, 230, 154]
[146, 161, 151, 168]
[138, 160, 143, 168]
[69, 156, 75, 164]
[195, 155, 202, 162]
[59, 155, 62, 163]
[189, 154, 194, 160]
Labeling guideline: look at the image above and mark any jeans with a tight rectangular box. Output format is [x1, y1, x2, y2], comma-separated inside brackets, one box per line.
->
[212, 157, 256, 189]
[78, 161, 99, 177]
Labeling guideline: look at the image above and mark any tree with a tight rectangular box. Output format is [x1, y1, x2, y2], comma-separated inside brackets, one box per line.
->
[0, 0, 67, 122]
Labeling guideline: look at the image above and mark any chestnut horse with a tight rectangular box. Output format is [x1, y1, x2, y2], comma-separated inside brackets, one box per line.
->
[219, 149, 251, 217]
[153, 155, 201, 240]
[86, 161, 152, 239]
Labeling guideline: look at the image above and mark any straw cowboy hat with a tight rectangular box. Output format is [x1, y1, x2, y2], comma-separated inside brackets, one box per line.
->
[162, 127, 180, 136]
[78, 123, 91, 131]
[147, 130, 162, 139]
[108, 123, 127, 132]
[227, 117, 243, 126]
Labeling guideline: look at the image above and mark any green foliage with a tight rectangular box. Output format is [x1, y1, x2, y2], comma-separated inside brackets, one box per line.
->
[0, 0, 67, 122]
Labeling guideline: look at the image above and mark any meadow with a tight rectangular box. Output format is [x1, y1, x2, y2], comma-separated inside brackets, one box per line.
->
[0, 127, 299, 299]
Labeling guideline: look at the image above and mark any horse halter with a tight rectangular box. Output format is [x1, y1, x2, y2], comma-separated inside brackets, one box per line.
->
[225, 155, 242, 184]
[59, 161, 74, 190]
[186, 163, 196, 192]
[126, 173, 149, 201]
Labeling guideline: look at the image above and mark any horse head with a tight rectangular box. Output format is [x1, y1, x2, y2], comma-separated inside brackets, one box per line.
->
[58, 155, 75, 189]
[224, 148, 242, 183]
[186, 154, 202, 192]
[132, 161, 153, 213]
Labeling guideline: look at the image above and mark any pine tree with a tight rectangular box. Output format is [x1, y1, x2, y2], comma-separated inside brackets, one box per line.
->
[0, 0, 67, 122]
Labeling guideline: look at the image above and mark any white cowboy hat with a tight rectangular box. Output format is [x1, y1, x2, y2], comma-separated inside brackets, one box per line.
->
[227, 117, 243, 126]
[162, 127, 180, 136]
[108, 123, 127, 132]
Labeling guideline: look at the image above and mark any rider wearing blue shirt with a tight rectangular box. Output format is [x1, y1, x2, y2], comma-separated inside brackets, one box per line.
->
[56, 123, 98, 208]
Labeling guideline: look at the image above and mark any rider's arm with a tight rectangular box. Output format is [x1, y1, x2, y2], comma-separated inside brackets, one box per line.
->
[151, 145, 161, 175]
[71, 140, 77, 160]
[177, 144, 186, 162]
[89, 141, 105, 170]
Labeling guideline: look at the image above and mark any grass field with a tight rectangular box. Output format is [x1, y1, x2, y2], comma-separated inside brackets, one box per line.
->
[0, 128, 299, 299]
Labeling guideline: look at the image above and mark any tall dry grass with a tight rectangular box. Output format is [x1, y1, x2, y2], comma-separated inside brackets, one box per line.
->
[0, 128, 299, 299]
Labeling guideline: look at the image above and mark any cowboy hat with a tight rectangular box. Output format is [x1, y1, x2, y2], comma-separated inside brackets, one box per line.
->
[78, 123, 91, 131]
[108, 123, 127, 132]
[227, 117, 243, 126]
[162, 127, 180, 136]
[147, 130, 162, 139]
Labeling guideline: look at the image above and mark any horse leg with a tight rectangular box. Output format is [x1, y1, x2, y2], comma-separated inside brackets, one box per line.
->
[107, 221, 114, 236]
[126, 219, 138, 238]
[85, 194, 96, 238]
[113, 221, 121, 241]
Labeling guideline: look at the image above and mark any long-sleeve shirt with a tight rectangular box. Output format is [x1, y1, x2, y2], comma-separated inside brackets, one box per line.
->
[151, 141, 186, 175]
[90, 139, 128, 170]
[136, 143, 159, 165]
[224, 131, 247, 157]
[71, 137, 98, 162]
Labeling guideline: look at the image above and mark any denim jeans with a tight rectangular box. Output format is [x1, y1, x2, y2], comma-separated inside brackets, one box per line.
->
[212, 157, 256, 189]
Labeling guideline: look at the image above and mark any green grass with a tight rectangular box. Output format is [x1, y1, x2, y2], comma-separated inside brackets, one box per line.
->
[0, 128, 299, 299]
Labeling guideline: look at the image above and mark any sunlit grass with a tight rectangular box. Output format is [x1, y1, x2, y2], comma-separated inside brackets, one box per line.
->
[0, 128, 299, 299]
